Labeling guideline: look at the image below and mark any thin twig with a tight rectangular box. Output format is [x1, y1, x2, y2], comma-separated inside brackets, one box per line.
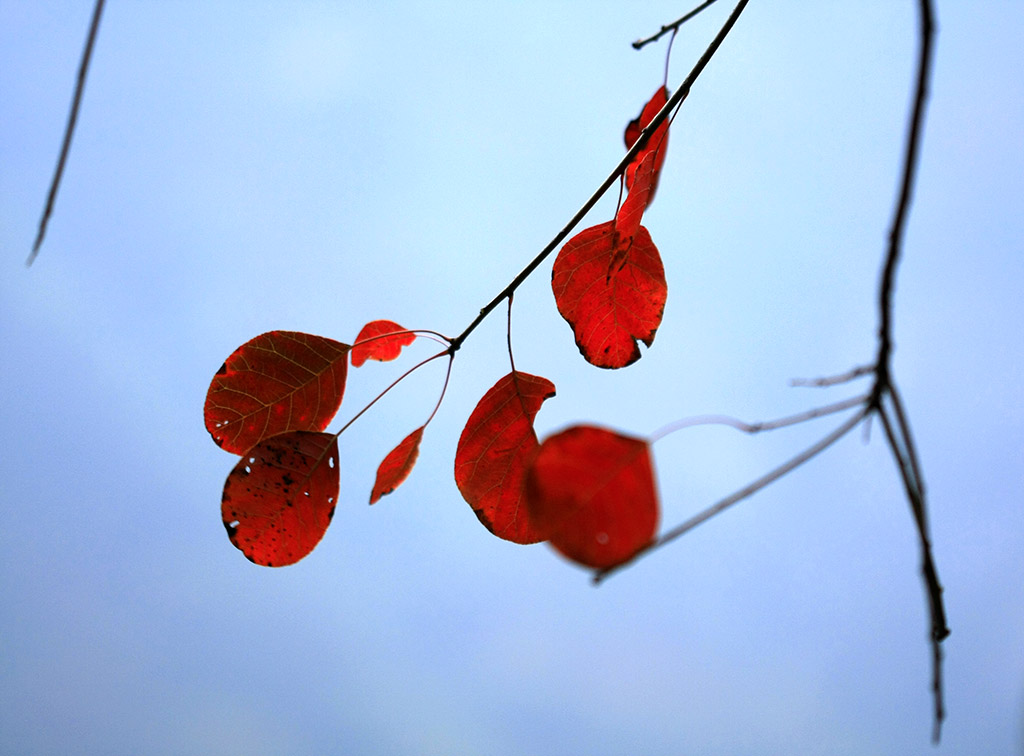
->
[633, 0, 720, 50]
[791, 364, 874, 388]
[28, 0, 105, 266]
[595, 406, 868, 583]
[648, 393, 869, 442]
[448, 0, 750, 354]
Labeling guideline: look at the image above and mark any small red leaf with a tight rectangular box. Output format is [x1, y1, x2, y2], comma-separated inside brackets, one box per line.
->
[351, 320, 416, 367]
[221, 431, 340, 567]
[455, 372, 556, 544]
[526, 425, 658, 569]
[370, 426, 424, 504]
[551, 221, 667, 369]
[616, 150, 656, 242]
[624, 86, 670, 203]
[204, 331, 350, 455]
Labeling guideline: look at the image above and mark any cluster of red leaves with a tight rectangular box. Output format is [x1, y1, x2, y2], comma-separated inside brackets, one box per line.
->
[455, 371, 659, 569]
[204, 87, 671, 571]
[204, 323, 415, 566]
[552, 88, 670, 369]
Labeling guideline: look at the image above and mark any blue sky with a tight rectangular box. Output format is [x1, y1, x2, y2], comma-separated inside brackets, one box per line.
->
[1, 2, 1022, 754]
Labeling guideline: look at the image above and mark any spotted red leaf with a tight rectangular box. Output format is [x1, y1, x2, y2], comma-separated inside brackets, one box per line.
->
[526, 425, 658, 569]
[204, 331, 350, 455]
[221, 431, 339, 567]
[454, 372, 556, 544]
[370, 426, 424, 504]
[351, 320, 416, 367]
[551, 220, 667, 369]
[624, 86, 670, 203]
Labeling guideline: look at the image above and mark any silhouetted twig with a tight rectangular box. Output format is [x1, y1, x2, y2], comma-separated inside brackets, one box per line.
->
[28, 0, 105, 266]
[633, 0, 720, 50]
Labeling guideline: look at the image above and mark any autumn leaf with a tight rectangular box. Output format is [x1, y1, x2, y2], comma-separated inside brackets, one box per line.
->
[204, 331, 350, 455]
[221, 431, 340, 567]
[370, 426, 424, 504]
[616, 149, 656, 243]
[551, 220, 667, 369]
[455, 372, 556, 544]
[525, 425, 658, 569]
[351, 320, 416, 367]
[624, 86, 670, 202]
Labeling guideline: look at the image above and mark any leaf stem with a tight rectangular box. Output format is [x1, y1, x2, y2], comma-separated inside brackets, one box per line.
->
[333, 350, 449, 439]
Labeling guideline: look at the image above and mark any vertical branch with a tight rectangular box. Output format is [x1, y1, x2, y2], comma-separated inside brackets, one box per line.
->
[873, 0, 935, 385]
[870, 0, 946, 743]
[28, 0, 106, 266]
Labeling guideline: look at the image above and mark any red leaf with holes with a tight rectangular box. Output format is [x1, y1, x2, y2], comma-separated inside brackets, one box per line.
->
[526, 425, 658, 569]
[351, 320, 416, 367]
[551, 220, 667, 369]
[204, 331, 350, 455]
[221, 431, 340, 567]
[455, 372, 556, 544]
[624, 86, 670, 202]
[370, 426, 424, 504]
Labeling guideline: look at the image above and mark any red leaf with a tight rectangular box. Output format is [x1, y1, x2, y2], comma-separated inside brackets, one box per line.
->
[624, 86, 670, 203]
[351, 320, 416, 367]
[454, 372, 556, 544]
[204, 331, 350, 455]
[370, 426, 424, 504]
[616, 150, 656, 242]
[551, 220, 667, 369]
[526, 425, 658, 569]
[221, 431, 340, 567]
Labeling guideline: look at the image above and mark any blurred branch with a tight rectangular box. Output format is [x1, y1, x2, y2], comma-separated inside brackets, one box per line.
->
[28, 0, 105, 266]
[595, 405, 869, 584]
[866, 0, 946, 743]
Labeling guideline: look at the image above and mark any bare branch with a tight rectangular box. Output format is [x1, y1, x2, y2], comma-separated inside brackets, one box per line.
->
[28, 0, 105, 266]
[865, 0, 945, 741]
[791, 364, 873, 388]
[872, 0, 935, 389]
[876, 400, 948, 742]
[633, 0, 720, 50]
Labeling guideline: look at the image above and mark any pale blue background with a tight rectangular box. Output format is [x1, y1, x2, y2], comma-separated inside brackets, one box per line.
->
[1, 2, 1022, 755]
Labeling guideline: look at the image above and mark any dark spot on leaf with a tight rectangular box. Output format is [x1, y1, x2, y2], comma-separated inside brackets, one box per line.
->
[216, 362, 228, 375]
